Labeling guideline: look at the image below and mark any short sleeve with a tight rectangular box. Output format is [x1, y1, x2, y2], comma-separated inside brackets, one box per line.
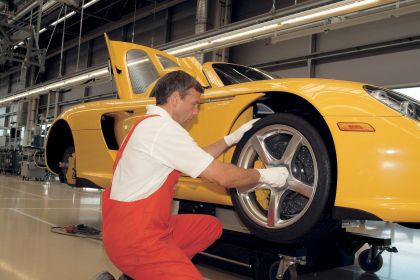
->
[150, 122, 214, 178]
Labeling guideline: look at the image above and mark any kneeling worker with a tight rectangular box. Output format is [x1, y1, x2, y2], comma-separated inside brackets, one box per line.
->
[102, 71, 289, 279]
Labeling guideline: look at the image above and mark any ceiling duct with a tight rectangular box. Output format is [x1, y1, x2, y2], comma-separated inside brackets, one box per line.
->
[2, 0, 420, 106]
[55, 0, 82, 8]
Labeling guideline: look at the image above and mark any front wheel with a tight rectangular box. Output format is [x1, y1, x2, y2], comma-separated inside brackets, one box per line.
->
[230, 113, 338, 243]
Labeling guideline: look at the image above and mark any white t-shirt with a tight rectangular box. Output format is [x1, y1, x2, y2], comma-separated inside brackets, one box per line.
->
[110, 105, 214, 202]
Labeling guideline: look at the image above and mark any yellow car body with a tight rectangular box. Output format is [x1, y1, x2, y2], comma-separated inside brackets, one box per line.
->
[45, 36, 420, 230]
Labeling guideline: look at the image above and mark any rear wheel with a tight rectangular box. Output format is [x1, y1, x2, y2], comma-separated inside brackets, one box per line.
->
[230, 113, 338, 243]
[59, 146, 76, 186]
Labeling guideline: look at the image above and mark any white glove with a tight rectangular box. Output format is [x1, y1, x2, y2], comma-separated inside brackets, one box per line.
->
[257, 167, 289, 188]
[224, 119, 259, 147]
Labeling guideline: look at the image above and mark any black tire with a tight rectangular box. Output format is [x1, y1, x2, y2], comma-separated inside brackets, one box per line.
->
[59, 146, 75, 185]
[230, 113, 338, 243]
[358, 249, 383, 273]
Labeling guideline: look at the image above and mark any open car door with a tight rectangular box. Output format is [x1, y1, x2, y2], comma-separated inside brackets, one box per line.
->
[104, 33, 209, 100]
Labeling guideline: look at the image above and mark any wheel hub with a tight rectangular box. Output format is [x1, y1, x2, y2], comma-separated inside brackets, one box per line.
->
[235, 124, 318, 229]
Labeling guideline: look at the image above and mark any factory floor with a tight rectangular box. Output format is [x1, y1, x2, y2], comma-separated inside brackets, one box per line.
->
[0, 174, 419, 280]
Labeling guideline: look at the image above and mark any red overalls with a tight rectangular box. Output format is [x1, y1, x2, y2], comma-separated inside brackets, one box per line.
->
[102, 115, 222, 279]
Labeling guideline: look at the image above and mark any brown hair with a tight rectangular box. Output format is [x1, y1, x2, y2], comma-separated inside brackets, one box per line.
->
[152, 71, 204, 105]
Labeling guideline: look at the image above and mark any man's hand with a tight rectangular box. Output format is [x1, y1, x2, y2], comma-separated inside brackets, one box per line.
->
[257, 167, 289, 188]
[224, 119, 259, 147]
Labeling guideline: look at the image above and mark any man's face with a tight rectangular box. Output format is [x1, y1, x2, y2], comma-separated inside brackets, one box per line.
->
[172, 88, 201, 127]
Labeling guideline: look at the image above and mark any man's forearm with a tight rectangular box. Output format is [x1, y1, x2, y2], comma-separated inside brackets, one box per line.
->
[202, 138, 229, 158]
[200, 160, 260, 189]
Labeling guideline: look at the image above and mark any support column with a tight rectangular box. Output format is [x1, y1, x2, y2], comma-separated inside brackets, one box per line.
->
[195, 0, 208, 63]
[163, 8, 172, 43]
[308, 34, 317, 78]
[83, 40, 94, 101]
[212, 0, 231, 62]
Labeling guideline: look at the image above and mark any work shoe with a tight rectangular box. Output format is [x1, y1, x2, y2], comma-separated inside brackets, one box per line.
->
[90, 271, 116, 280]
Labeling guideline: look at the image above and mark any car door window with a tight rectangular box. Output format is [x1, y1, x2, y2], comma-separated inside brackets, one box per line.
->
[127, 50, 159, 94]
[157, 54, 179, 69]
[212, 63, 274, 86]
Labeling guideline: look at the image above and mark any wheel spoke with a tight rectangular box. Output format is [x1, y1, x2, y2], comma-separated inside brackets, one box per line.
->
[234, 122, 321, 231]
[267, 189, 284, 227]
[281, 134, 303, 164]
[250, 134, 276, 166]
[287, 178, 313, 198]
[238, 183, 264, 194]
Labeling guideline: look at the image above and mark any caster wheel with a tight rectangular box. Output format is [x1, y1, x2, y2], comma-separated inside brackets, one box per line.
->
[358, 249, 383, 273]
[268, 261, 297, 280]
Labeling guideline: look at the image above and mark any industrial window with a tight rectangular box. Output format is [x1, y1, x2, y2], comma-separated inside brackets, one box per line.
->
[126, 50, 159, 94]
[157, 55, 179, 69]
[212, 63, 274, 86]
[395, 87, 420, 102]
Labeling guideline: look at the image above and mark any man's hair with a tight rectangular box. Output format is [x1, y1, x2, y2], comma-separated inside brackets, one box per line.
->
[152, 70, 204, 105]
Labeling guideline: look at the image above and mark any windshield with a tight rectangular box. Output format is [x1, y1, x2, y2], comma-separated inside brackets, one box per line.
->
[212, 63, 275, 86]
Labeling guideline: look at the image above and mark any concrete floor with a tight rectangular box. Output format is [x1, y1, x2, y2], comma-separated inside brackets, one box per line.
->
[0, 175, 419, 280]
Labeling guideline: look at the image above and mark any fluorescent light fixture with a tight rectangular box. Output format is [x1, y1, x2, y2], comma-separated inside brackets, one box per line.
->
[84, 0, 101, 9]
[39, 27, 47, 34]
[212, 24, 279, 43]
[50, 0, 102, 26]
[0, 66, 112, 105]
[281, 0, 379, 25]
[168, 42, 211, 55]
[2, 0, 391, 106]
[13, 41, 24, 50]
[91, 68, 109, 76]
[50, 11, 76, 26]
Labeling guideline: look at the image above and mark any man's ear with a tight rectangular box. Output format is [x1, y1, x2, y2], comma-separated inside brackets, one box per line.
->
[169, 91, 181, 106]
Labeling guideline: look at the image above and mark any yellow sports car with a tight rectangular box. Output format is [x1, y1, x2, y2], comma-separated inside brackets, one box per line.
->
[45, 35, 420, 243]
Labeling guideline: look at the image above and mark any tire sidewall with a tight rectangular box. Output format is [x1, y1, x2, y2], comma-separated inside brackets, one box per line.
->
[230, 113, 333, 243]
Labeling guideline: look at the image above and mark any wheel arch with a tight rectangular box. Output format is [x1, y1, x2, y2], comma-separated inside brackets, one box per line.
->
[45, 119, 75, 175]
[249, 92, 338, 204]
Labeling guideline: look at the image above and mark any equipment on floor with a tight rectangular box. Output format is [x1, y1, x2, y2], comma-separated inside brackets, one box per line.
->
[177, 201, 398, 280]
[51, 224, 102, 240]
[20, 146, 47, 181]
[193, 227, 397, 280]
[0, 147, 21, 175]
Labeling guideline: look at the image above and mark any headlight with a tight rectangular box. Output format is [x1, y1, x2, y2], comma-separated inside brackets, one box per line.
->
[364, 85, 420, 121]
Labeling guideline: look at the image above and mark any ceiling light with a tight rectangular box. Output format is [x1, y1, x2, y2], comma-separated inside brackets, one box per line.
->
[168, 42, 211, 55]
[1, 0, 392, 106]
[50, 11, 76, 26]
[91, 68, 108, 76]
[84, 0, 101, 9]
[212, 24, 280, 43]
[281, 0, 379, 25]
[50, 0, 102, 27]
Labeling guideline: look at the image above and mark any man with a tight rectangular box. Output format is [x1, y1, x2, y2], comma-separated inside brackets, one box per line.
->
[101, 71, 289, 280]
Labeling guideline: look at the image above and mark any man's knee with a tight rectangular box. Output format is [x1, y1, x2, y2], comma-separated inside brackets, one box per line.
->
[208, 216, 223, 241]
